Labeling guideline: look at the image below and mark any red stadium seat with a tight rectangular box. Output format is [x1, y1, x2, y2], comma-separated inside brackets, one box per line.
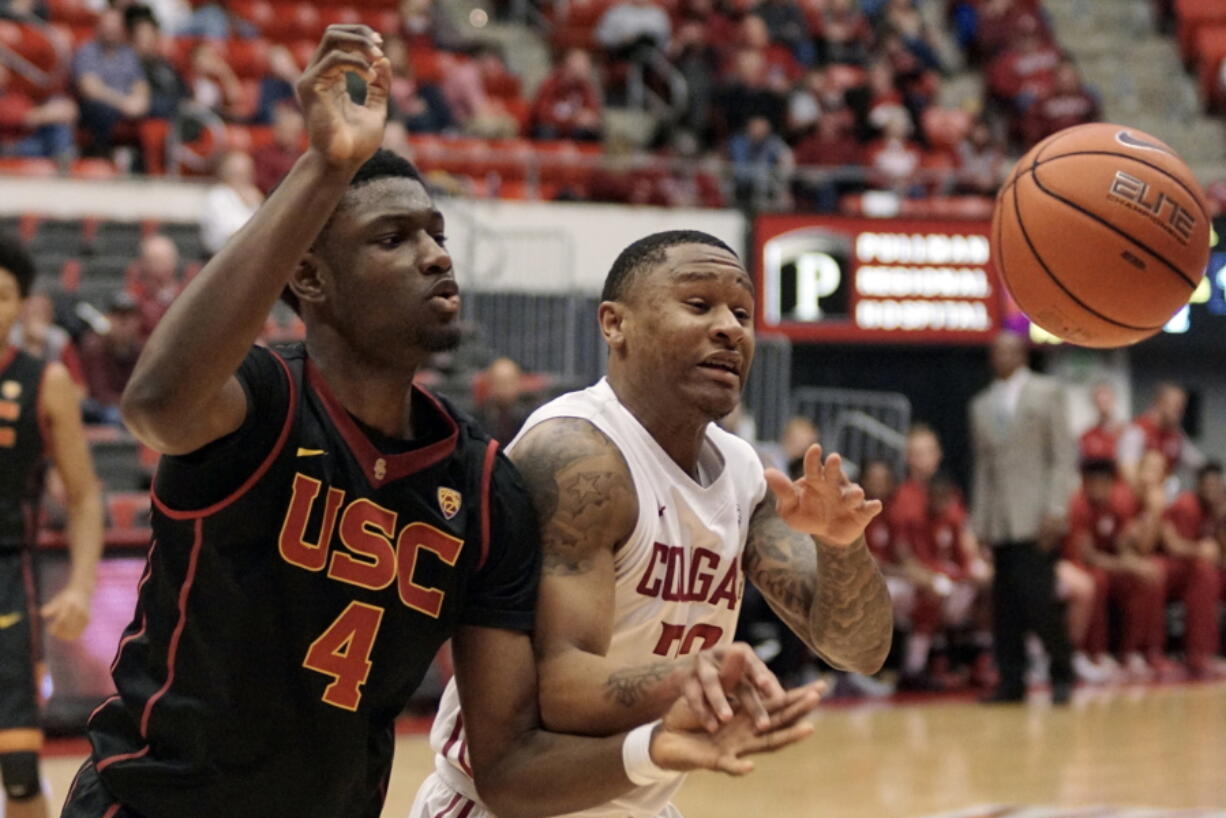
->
[230, 0, 276, 33]
[224, 39, 271, 79]
[70, 158, 118, 179]
[106, 492, 150, 531]
[318, 6, 362, 28]
[0, 157, 57, 176]
[1195, 25, 1226, 108]
[45, 0, 97, 26]
[357, 8, 399, 35]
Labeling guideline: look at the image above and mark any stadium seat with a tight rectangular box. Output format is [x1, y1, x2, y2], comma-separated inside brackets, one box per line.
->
[45, 0, 97, 25]
[105, 492, 151, 531]
[224, 39, 271, 80]
[1176, 0, 1226, 62]
[70, 159, 118, 180]
[1195, 25, 1226, 108]
[92, 222, 143, 257]
[30, 219, 86, 256]
[0, 157, 57, 177]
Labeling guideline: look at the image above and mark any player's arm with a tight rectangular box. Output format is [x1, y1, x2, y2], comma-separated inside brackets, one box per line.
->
[121, 25, 390, 455]
[514, 418, 782, 736]
[453, 624, 824, 818]
[742, 445, 892, 674]
[38, 362, 104, 641]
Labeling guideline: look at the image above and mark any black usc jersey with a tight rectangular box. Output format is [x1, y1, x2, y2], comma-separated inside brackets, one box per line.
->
[85, 344, 540, 818]
[0, 347, 46, 552]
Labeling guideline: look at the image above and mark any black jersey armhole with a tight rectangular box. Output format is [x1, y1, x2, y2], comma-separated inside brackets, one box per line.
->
[151, 349, 298, 519]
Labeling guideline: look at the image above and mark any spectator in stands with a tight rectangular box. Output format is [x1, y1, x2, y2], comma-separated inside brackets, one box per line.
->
[985, 22, 1062, 136]
[1118, 382, 1205, 487]
[384, 35, 453, 135]
[126, 233, 181, 338]
[0, 0, 46, 21]
[442, 47, 518, 139]
[79, 291, 144, 425]
[775, 414, 820, 478]
[879, 0, 944, 72]
[730, 115, 793, 208]
[970, 331, 1077, 704]
[815, 0, 873, 67]
[474, 357, 533, 445]
[891, 423, 945, 528]
[72, 6, 150, 157]
[897, 473, 991, 690]
[954, 116, 1007, 195]
[1066, 457, 1162, 681]
[200, 150, 263, 256]
[864, 107, 923, 195]
[753, 0, 815, 66]
[667, 18, 721, 142]
[126, 6, 186, 120]
[186, 41, 244, 121]
[1161, 462, 1225, 678]
[531, 48, 603, 141]
[858, 58, 906, 139]
[178, 0, 257, 40]
[595, 0, 672, 59]
[738, 14, 803, 87]
[252, 101, 303, 194]
[792, 111, 862, 211]
[861, 458, 913, 623]
[0, 63, 77, 160]
[8, 289, 85, 384]
[399, 0, 472, 53]
[1080, 381, 1124, 463]
[715, 49, 787, 139]
[1022, 58, 1099, 147]
[972, 0, 1048, 64]
[787, 66, 849, 140]
[250, 45, 301, 126]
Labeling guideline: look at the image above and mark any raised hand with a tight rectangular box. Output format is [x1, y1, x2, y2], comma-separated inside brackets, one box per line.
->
[765, 445, 882, 547]
[653, 680, 826, 776]
[295, 25, 392, 169]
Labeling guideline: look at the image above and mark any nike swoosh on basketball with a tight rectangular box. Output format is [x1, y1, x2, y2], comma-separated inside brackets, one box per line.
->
[297, 448, 327, 457]
[1115, 130, 1171, 154]
[0, 612, 22, 629]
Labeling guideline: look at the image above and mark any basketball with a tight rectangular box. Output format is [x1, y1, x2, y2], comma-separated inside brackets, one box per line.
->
[992, 122, 1211, 348]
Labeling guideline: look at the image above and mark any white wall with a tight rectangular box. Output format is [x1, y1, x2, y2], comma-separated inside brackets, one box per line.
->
[0, 174, 747, 294]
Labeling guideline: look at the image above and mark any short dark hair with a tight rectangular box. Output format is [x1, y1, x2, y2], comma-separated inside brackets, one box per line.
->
[1080, 457, 1117, 479]
[0, 234, 36, 298]
[601, 230, 738, 303]
[281, 149, 428, 314]
[123, 3, 157, 32]
[1198, 461, 1223, 482]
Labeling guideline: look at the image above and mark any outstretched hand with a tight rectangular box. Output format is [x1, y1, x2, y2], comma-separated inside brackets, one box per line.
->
[680, 643, 786, 733]
[765, 445, 882, 546]
[296, 25, 392, 168]
[652, 680, 826, 776]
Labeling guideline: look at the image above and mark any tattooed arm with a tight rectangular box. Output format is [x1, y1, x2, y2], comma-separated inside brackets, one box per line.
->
[743, 446, 893, 674]
[515, 418, 781, 737]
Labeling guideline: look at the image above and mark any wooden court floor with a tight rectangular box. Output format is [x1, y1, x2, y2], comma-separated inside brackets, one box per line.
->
[40, 681, 1226, 818]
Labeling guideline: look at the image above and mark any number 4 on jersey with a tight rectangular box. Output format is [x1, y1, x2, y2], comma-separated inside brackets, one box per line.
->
[304, 601, 384, 711]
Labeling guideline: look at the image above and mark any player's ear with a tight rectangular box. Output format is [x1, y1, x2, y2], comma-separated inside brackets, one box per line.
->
[598, 300, 627, 350]
[288, 251, 328, 311]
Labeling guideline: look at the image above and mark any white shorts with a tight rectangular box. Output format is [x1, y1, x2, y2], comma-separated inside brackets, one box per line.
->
[410, 772, 684, 818]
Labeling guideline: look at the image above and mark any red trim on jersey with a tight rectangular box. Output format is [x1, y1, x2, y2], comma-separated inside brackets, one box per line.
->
[457, 739, 473, 777]
[305, 360, 459, 487]
[0, 344, 17, 374]
[87, 695, 119, 726]
[95, 745, 149, 773]
[432, 792, 462, 818]
[151, 350, 297, 520]
[139, 517, 204, 738]
[63, 761, 87, 806]
[478, 440, 498, 571]
[101, 803, 121, 818]
[441, 714, 464, 767]
[110, 539, 158, 673]
[456, 799, 476, 818]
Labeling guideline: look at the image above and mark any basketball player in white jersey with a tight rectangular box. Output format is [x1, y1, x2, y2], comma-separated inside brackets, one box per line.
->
[413, 230, 893, 818]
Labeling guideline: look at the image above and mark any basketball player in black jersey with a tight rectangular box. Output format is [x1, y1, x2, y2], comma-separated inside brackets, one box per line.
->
[0, 236, 105, 818]
[61, 26, 823, 818]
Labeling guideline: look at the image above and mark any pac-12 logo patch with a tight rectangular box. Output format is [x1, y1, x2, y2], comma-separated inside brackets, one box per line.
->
[437, 487, 462, 520]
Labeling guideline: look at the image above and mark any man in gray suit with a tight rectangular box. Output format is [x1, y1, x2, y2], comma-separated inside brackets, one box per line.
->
[969, 331, 1077, 703]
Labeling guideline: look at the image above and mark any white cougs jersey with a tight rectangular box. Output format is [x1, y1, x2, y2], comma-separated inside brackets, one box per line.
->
[425, 378, 768, 818]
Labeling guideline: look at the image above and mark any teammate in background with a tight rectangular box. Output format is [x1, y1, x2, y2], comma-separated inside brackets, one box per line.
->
[1079, 382, 1123, 463]
[416, 230, 893, 818]
[896, 474, 991, 691]
[0, 236, 104, 818]
[62, 29, 821, 818]
[1066, 458, 1164, 681]
[890, 423, 945, 531]
[1160, 462, 1224, 679]
[1117, 383, 1204, 487]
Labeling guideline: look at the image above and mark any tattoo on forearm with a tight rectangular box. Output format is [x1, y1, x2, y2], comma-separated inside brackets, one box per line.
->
[604, 662, 674, 708]
[512, 420, 636, 576]
[744, 503, 892, 673]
